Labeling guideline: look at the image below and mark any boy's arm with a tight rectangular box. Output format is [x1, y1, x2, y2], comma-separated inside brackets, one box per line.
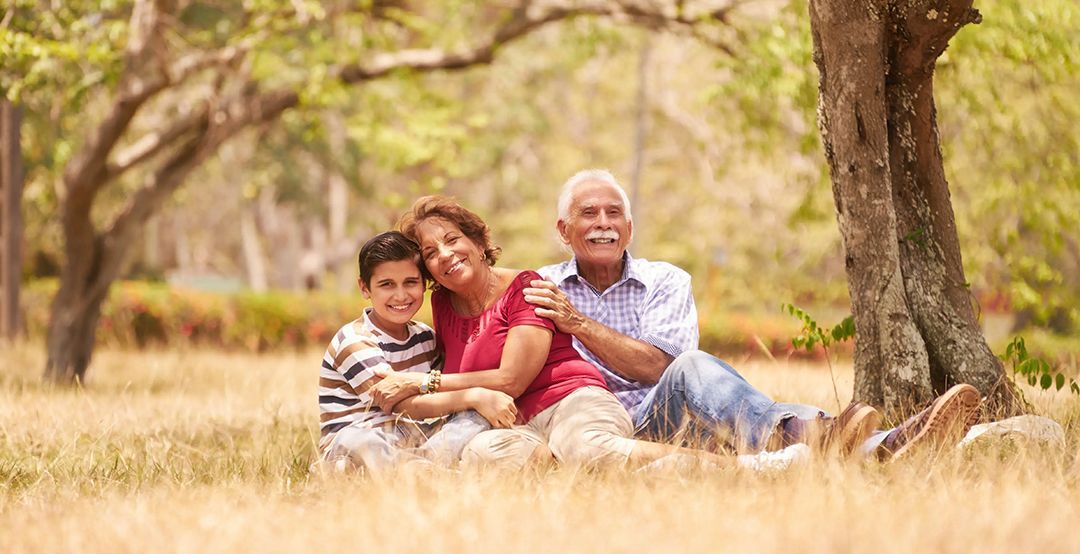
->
[370, 325, 552, 411]
[392, 388, 517, 428]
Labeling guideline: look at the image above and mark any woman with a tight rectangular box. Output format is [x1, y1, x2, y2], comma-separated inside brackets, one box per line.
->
[370, 196, 803, 469]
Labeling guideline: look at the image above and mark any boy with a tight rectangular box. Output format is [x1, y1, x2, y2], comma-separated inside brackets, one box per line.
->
[317, 231, 516, 472]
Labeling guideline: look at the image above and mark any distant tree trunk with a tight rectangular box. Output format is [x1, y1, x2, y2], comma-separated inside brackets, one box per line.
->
[1, 101, 24, 341]
[240, 205, 268, 292]
[809, 0, 1015, 416]
[323, 112, 351, 292]
[629, 37, 652, 221]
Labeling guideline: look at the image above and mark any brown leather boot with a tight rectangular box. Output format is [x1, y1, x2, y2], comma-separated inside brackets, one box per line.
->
[772, 401, 880, 458]
[831, 401, 882, 457]
[878, 384, 981, 460]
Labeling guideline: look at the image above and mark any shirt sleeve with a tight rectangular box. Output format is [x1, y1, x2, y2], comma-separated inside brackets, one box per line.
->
[638, 266, 699, 358]
[334, 336, 394, 393]
[506, 270, 556, 333]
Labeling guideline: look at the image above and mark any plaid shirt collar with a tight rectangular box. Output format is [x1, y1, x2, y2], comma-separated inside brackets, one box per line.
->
[549, 251, 648, 294]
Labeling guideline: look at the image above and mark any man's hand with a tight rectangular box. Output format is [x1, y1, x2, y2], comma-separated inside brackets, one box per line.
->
[467, 389, 518, 428]
[524, 279, 588, 335]
[370, 367, 423, 412]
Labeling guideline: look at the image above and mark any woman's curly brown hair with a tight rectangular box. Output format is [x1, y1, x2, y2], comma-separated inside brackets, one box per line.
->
[397, 195, 502, 288]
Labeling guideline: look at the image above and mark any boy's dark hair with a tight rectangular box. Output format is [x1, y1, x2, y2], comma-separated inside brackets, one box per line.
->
[357, 231, 423, 288]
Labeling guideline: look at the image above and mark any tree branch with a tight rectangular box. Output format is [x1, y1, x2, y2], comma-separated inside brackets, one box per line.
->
[333, 0, 739, 83]
[105, 104, 210, 178]
[98, 0, 742, 285]
[62, 0, 167, 203]
[891, 0, 979, 79]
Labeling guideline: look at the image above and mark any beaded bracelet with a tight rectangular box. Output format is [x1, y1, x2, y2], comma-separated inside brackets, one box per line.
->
[418, 369, 442, 394]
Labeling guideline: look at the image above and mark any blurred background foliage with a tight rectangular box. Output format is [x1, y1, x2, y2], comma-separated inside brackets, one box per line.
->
[2, 0, 1076, 359]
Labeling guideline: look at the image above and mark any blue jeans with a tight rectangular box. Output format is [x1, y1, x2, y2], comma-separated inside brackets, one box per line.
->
[632, 350, 852, 453]
[325, 410, 490, 470]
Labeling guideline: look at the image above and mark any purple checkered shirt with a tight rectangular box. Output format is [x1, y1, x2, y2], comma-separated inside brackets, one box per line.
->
[538, 252, 699, 415]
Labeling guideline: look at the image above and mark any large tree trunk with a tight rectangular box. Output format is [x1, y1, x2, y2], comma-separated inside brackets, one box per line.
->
[809, 0, 932, 411]
[810, 0, 1015, 416]
[885, 3, 1015, 415]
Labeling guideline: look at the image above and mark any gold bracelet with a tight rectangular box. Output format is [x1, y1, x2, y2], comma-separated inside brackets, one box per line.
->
[427, 369, 442, 394]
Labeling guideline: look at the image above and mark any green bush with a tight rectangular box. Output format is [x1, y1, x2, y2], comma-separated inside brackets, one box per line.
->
[22, 280, 371, 352]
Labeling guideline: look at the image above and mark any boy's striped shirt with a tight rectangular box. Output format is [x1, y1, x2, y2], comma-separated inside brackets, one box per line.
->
[318, 308, 439, 452]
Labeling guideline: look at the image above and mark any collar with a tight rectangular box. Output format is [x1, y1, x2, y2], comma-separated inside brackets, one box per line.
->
[554, 251, 646, 291]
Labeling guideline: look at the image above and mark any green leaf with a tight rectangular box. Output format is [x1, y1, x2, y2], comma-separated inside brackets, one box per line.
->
[1055, 373, 1065, 391]
[1040, 373, 1052, 390]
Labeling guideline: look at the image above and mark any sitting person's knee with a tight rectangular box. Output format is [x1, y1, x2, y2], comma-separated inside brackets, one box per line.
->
[550, 429, 635, 468]
[461, 429, 542, 469]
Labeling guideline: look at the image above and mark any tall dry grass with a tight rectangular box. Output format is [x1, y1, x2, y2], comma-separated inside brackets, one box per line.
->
[1, 341, 1077, 553]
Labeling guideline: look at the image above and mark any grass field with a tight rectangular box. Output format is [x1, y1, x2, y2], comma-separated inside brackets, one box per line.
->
[1, 341, 1078, 553]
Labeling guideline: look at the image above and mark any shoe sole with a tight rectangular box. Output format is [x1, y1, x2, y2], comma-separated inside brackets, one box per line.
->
[892, 384, 981, 460]
[838, 405, 882, 457]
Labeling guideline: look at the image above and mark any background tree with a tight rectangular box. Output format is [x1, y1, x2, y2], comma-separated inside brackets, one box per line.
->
[4, 0, 1073, 407]
[808, 0, 1019, 415]
[1, 100, 22, 340]
[3, 0, 734, 384]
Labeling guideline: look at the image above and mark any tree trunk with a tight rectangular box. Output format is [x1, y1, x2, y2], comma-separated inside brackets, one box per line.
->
[810, 0, 1014, 416]
[885, 1, 1016, 415]
[1, 101, 24, 340]
[809, 0, 932, 412]
[46, 134, 211, 383]
[323, 112, 352, 292]
[629, 37, 652, 223]
[240, 204, 268, 292]
[44, 262, 109, 383]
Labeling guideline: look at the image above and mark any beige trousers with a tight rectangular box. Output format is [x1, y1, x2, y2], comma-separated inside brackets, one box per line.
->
[461, 386, 637, 469]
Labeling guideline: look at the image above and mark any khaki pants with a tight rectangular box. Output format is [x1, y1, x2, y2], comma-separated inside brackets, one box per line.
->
[462, 386, 636, 469]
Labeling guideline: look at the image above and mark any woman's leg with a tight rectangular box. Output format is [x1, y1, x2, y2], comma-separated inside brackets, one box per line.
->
[460, 427, 554, 470]
[544, 386, 735, 469]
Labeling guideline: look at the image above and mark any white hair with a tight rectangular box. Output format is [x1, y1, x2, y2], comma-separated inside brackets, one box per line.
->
[556, 169, 633, 222]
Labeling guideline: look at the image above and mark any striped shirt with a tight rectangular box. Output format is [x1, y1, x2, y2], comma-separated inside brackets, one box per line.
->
[317, 308, 440, 452]
[538, 252, 699, 414]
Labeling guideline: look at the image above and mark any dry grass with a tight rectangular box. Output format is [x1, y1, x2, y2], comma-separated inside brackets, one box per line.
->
[1, 341, 1078, 553]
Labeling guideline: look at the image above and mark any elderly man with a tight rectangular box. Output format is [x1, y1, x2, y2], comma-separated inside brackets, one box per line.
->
[525, 169, 980, 458]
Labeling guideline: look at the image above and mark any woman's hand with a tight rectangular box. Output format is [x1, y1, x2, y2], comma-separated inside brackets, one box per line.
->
[467, 388, 518, 428]
[370, 368, 423, 412]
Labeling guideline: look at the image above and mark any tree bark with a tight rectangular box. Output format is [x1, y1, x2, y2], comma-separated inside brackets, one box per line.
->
[810, 0, 1014, 416]
[47, 134, 212, 383]
[1, 101, 24, 340]
[885, 0, 1016, 414]
[810, 0, 932, 412]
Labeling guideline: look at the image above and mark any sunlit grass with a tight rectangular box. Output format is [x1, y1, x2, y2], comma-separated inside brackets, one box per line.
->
[1, 341, 1078, 553]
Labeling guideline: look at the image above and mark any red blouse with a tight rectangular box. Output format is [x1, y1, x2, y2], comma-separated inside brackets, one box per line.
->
[433, 270, 610, 423]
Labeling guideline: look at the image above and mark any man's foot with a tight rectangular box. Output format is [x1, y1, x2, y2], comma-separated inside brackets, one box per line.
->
[774, 402, 881, 458]
[879, 383, 981, 460]
[831, 401, 882, 457]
